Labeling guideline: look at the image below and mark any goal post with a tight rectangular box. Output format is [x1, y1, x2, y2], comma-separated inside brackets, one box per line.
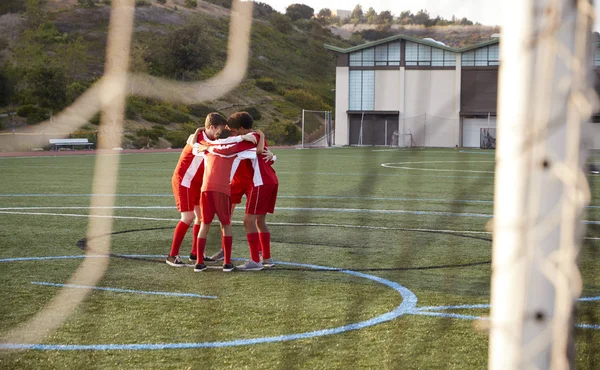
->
[489, 0, 595, 368]
[301, 109, 333, 148]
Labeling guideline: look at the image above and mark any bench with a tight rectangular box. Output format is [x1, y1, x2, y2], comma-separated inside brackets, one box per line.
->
[49, 138, 94, 151]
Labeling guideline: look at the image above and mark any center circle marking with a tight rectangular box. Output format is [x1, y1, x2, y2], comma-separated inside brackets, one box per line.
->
[0, 255, 418, 351]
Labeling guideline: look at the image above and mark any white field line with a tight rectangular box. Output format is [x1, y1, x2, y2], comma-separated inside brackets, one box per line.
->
[0, 209, 598, 240]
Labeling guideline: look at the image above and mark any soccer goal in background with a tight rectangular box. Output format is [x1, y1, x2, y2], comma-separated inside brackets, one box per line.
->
[301, 109, 333, 148]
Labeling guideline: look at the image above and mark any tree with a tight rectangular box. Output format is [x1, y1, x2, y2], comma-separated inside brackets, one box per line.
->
[377, 10, 393, 24]
[77, 0, 97, 8]
[164, 23, 212, 76]
[460, 17, 474, 26]
[285, 4, 314, 21]
[0, 0, 26, 15]
[54, 36, 88, 81]
[269, 13, 293, 33]
[413, 9, 431, 26]
[317, 8, 331, 19]
[365, 7, 377, 24]
[350, 4, 363, 23]
[26, 65, 67, 110]
[129, 42, 149, 73]
[25, 0, 47, 28]
[0, 65, 16, 107]
[398, 10, 413, 25]
[253, 2, 274, 19]
[184, 0, 197, 8]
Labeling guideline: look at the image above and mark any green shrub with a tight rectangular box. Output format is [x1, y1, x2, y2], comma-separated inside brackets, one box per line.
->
[155, 104, 190, 123]
[203, 0, 231, 8]
[135, 0, 151, 6]
[263, 120, 301, 145]
[165, 130, 188, 148]
[17, 104, 36, 117]
[136, 128, 160, 143]
[16, 104, 50, 124]
[255, 77, 276, 92]
[269, 13, 293, 33]
[242, 106, 261, 121]
[184, 0, 197, 8]
[77, 0, 97, 8]
[66, 82, 87, 103]
[156, 0, 166, 4]
[188, 103, 217, 118]
[141, 110, 169, 124]
[28, 108, 50, 124]
[102, 0, 111, 5]
[284, 89, 330, 111]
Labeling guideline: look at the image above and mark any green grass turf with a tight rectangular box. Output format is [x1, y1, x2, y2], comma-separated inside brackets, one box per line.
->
[0, 148, 598, 369]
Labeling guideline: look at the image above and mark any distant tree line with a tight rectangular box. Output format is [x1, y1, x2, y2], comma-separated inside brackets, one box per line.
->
[316, 5, 479, 27]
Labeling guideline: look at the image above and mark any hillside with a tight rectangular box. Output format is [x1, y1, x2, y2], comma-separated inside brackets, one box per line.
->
[331, 24, 500, 48]
[0, 0, 498, 148]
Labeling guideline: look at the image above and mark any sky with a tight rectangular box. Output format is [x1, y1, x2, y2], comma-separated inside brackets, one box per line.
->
[259, 0, 600, 31]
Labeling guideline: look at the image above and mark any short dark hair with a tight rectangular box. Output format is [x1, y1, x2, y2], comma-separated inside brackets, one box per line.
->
[204, 112, 227, 128]
[228, 112, 254, 130]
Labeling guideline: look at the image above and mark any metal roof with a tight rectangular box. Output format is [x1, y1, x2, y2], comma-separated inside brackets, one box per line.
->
[324, 35, 499, 54]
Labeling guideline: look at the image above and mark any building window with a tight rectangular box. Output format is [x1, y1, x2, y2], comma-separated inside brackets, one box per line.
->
[405, 41, 455, 67]
[593, 46, 600, 66]
[349, 42, 401, 67]
[349, 70, 375, 111]
[462, 45, 500, 66]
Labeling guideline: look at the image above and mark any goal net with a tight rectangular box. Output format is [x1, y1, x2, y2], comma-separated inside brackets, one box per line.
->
[301, 110, 333, 148]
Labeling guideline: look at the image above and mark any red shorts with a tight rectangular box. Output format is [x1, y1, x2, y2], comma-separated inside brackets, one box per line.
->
[245, 184, 278, 215]
[172, 179, 201, 212]
[200, 191, 232, 225]
[231, 183, 251, 205]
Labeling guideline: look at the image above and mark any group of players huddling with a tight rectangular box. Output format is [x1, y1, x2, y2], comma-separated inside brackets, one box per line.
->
[166, 112, 278, 272]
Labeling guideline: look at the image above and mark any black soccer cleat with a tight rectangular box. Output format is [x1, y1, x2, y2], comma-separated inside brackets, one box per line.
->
[194, 264, 208, 272]
[189, 254, 197, 262]
[166, 255, 185, 267]
[222, 263, 235, 272]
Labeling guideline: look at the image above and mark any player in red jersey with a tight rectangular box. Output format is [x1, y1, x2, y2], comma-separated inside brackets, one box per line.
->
[190, 115, 260, 272]
[224, 111, 278, 270]
[166, 113, 252, 267]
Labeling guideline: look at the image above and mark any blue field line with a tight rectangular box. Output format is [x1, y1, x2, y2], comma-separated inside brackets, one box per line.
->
[579, 296, 600, 302]
[412, 311, 600, 330]
[31, 282, 217, 299]
[577, 324, 600, 330]
[410, 311, 486, 321]
[417, 297, 600, 311]
[417, 304, 491, 311]
[0, 257, 419, 351]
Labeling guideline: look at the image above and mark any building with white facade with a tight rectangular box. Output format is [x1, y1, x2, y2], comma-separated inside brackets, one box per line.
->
[325, 35, 502, 148]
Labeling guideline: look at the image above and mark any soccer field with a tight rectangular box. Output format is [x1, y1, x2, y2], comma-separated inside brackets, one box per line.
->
[0, 148, 599, 369]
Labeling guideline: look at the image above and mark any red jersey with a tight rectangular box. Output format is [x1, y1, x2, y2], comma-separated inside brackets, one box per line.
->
[229, 132, 278, 188]
[173, 132, 244, 188]
[200, 140, 257, 196]
[172, 140, 204, 189]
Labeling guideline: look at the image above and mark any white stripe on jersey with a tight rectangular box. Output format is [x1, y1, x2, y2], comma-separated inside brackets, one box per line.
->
[181, 154, 204, 188]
